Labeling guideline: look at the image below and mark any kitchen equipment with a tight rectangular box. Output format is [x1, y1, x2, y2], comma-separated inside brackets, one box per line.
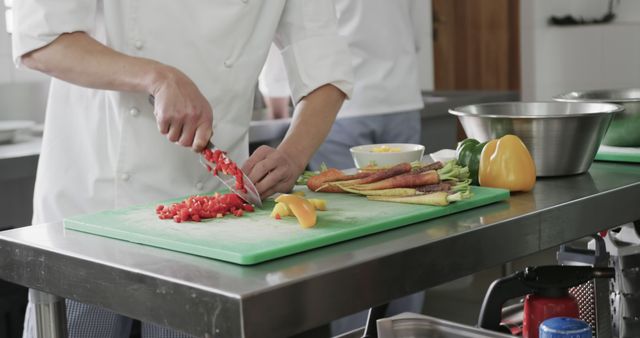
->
[200, 142, 262, 208]
[0, 120, 35, 144]
[449, 102, 621, 176]
[594, 145, 640, 163]
[539, 317, 592, 338]
[478, 265, 615, 338]
[64, 186, 508, 265]
[556, 235, 612, 338]
[350, 143, 425, 169]
[476, 236, 612, 338]
[554, 89, 640, 147]
[595, 224, 640, 338]
[376, 313, 513, 338]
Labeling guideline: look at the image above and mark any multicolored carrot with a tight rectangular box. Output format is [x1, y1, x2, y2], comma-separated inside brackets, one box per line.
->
[356, 162, 413, 184]
[367, 191, 465, 206]
[349, 170, 440, 191]
[320, 162, 412, 191]
[415, 182, 454, 193]
[340, 186, 418, 196]
[307, 169, 372, 192]
[413, 161, 444, 173]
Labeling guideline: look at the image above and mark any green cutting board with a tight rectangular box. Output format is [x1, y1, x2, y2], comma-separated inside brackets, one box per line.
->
[64, 186, 509, 265]
[595, 145, 640, 163]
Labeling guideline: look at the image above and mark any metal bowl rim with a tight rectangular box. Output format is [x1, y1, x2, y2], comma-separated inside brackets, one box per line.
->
[448, 101, 623, 119]
[554, 88, 640, 103]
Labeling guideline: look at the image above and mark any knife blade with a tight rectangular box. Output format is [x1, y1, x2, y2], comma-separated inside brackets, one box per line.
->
[200, 142, 263, 208]
[148, 95, 262, 208]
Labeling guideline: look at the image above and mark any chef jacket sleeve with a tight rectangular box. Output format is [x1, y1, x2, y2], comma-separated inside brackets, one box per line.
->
[11, 0, 98, 67]
[258, 44, 292, 98]
[274, 0, 354, 104]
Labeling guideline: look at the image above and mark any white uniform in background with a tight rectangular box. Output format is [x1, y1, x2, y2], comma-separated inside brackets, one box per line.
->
[260, 0, 426, 334]
[12, 0, 353, 337]
[260, 0, 426, 170]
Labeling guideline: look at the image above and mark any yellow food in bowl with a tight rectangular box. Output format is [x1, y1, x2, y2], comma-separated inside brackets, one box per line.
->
[371, 145, 401, 153]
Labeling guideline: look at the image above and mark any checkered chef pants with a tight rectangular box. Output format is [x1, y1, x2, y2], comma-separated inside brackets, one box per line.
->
[23, 297, 195, 338]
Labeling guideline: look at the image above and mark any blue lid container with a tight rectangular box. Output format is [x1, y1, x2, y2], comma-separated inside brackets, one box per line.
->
[539, 317, 592, 338]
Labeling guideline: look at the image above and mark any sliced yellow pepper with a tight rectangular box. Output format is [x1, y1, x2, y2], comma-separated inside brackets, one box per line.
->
[274, 194, 317, 228]
[307, 199, 327, 211]
[270, 202, 291, 218]
[479, 134, 536, 192]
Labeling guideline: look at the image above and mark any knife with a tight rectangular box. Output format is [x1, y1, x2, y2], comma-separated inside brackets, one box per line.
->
[199, 143, 263, 208]
[149, 95, 263, 208]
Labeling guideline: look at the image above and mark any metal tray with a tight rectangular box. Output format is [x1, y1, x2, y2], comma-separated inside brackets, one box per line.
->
[377, 313, 513, 338]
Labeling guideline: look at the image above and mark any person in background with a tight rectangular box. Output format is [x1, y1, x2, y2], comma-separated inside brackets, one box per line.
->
[261, 0, 425, 170]
[258, 46, 292, 120]
[260, 0, 426, 334]
[12, 0, 353, 337]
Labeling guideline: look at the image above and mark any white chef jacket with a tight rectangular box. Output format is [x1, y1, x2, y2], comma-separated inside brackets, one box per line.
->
[12, 0, 353, 224]
[260, 0, 424, 118]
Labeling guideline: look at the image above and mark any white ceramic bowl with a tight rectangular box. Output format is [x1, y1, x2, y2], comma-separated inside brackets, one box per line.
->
[350, 143, 425, 169]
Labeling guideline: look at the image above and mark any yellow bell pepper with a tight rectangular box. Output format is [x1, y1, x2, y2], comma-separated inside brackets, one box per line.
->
[307, 199, 327, 211]
[479, 134, 536, 192]
[274, 194, 317, 228]
[270, 202, 292, 218]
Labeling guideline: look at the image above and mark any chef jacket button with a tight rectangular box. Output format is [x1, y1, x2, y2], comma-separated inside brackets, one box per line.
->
[134, 40, 144, 50]
[224, 60, 233, 68]
[121, 173, 131, 182]
[196, 182, 204, 191]
[129, 107, 140, 117]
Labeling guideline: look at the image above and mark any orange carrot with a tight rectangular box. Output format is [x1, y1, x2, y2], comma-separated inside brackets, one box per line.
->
[357, 162, 413, 184]
[350, 170, 439, 190]
[330, 162, 413, 189]
[307, 169, 372, 192]
[314, 185, 348, 193]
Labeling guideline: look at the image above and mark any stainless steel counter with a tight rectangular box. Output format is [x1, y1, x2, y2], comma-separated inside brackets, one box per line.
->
[0, 162, 639, 337]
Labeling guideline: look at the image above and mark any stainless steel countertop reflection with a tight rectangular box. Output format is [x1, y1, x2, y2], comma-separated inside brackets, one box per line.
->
[0, 161, 639, 337]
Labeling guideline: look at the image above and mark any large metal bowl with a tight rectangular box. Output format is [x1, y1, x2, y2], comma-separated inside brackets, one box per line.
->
[554, 89, 640, 147]
[449, 102, 622, 176]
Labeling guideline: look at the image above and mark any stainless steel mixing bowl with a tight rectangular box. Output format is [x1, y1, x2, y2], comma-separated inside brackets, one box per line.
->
[449, 102, 622, 176]
[554, 89, 640, 147]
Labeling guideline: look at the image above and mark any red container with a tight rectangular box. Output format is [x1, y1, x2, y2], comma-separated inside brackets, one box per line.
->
[523, 294, 580, 338]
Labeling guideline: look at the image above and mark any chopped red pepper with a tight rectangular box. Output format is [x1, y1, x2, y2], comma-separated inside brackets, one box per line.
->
[156, 193, 254, 223]
[156, 148, 256, 223]
[202, 148, 247, 193]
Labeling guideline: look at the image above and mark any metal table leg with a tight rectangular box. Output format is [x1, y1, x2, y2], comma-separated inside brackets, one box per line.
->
[30, 289, 68, 338]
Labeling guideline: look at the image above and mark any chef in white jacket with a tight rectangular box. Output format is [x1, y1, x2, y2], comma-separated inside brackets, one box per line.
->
[260, 0, 426, 334]
[12, 0, 353, 337]
[261, 0, 425, 170]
